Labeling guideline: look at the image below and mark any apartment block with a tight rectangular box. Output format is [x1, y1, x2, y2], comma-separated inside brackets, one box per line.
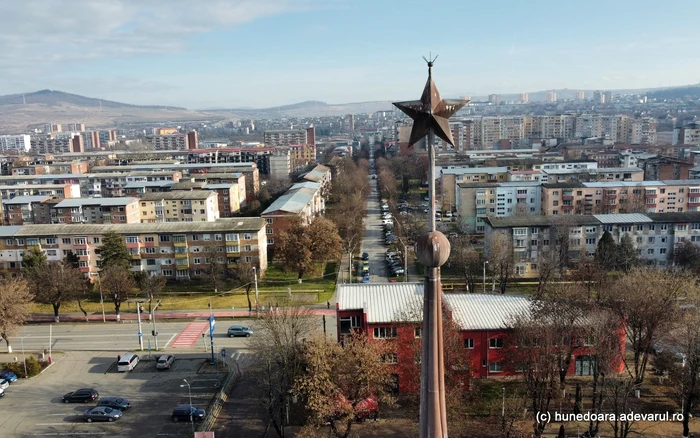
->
[0, 184, 80, 201]
[0, 218, 267, 279]
[674, 122, 700, 146]
[264, 127, 316, 147]
[542, 167, 643, 183]
[0, 135, 31, 152]
[50, 198, 140, 224]
[3, 195, 54, 225]
[439, 167, 509, 212]
[261, 181, 325, 253]
[81, 131, 101, 150]
[145, 131, 198, 151]
[269, 147, 292, 180]
[484, 212, 700, 278]
[456, 182, 542, 233]
[627, 118, 657, 145]
[31, 135, 84, 154]
[289, 143, 317, 168]
[10, 161, 89, 176]
[139, 190, 219, 223]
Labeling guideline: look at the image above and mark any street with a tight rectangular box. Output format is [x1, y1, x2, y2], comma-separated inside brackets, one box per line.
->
[362, 176, 392, 283]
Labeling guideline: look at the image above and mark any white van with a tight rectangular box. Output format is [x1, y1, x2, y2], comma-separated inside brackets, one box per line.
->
[117, 353, 139, 372]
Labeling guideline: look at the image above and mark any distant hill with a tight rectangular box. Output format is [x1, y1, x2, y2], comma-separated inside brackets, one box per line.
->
[0, 89, 186, 110]
[206, 100, 393, 118]
[647, 85, 700, 100]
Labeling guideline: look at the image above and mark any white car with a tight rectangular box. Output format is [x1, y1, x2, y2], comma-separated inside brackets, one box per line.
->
[445, 211, 453, 218]
[0, 380, 9, 390]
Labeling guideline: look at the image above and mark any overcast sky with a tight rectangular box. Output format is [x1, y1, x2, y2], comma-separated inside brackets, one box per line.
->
[1, 0, 699, 109]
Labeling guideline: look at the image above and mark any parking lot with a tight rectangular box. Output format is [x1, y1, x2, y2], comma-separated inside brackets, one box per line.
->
[0, 351, 222, 437]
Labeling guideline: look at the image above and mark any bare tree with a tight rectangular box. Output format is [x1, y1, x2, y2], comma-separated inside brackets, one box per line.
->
[229, 261, 256, 311]
[100, 264, 136, 319]
[602, 269, 699, 384]
[201, 244, 227, 293]
[29, 261, 87, 322]
[487, 230, 515, 294]
[250, 303, 317, 438]
[448, 236, 483, 293]
[0, 278, 33, 353]
[139, 274, 166, 313]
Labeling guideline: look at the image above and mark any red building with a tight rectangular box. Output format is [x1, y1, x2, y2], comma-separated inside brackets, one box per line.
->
[336, 283, 625, 394]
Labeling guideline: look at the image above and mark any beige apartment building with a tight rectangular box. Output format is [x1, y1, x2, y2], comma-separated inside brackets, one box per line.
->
[0, 218, 267, 280]
[139, 190, 219, 223]
[439, 167, 509, 212]
[542, 180, 700, 216]
[50, 198, 141, 224]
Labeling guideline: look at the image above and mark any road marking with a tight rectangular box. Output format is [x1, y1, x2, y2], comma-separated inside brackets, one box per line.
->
[34, 423, 81, 426]
[162, 333, 177, 348]
[170, 321, 209, 348]
[31, 434, 106, 436]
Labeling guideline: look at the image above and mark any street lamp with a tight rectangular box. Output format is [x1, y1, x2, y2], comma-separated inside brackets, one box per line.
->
[180, 379, 194, 433]
[20, 334, 30, 378]
[483, 261, 489, 294]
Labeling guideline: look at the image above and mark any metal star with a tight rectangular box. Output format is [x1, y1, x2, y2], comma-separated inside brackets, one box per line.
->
[393, 61, 469, 147]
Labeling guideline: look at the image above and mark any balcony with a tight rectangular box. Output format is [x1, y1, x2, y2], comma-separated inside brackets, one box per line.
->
[130, 253, 141, 259]
[78, 254, 90, 261]
[79, 266, 91, 274]
[26, 244, 42, 251]
[646, 193, 658, 198]
[74, 243, 89, 250]
[174, 253, 189, 259]
[562, 205, 574, 210]
[125, 242, 141, 249]
[175, 264, 190, 270]
[173, 241, 188, 247]
[562, 195, 574, 201]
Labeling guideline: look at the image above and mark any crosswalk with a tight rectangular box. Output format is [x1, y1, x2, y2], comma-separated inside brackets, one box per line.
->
[170, 321, 209, 348]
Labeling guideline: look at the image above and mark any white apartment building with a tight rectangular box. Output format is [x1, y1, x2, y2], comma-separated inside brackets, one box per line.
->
[0, 135, 31, 152]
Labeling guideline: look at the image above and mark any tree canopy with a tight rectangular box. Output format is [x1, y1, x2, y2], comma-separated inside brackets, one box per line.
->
[97, 231, 131, 269]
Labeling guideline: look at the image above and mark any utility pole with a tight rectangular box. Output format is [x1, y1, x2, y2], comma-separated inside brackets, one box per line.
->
[253, 267, 259, 317]
[136, 304, 144, 351]
[152, 300, 161, 350]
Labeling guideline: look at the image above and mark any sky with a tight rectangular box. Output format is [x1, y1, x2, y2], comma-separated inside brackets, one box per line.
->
[1, 0, 699, 109]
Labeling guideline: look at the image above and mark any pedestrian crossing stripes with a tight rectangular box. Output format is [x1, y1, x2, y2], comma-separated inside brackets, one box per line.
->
[170, 321, 209, 348]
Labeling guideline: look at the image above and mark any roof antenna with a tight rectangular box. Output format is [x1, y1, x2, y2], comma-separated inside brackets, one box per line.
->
[422, 53, 438, 77]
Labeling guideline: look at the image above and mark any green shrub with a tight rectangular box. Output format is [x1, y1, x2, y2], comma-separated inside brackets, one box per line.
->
[2, 356, 47, 378]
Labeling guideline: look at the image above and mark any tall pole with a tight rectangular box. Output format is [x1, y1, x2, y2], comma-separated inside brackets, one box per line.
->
[483, 261, 488, 294]
[21, 334, 30, 377]
[348, 251, 352, 283]
[182, 379, 194, 435]
[49, 324, 52, 362]
[152, 300, 161, 350]
[136, 304, 143, 351]
[98, 273, 105, 323]
[253, 267, 259, 316]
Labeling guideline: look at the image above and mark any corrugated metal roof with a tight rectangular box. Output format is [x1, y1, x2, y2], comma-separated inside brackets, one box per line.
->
[441, 167, 508, 175]
[203, 183, 236, 189]
[2, 195, 53, 204]
[593, 213, 652, 224]
[0, 184, 72, 189]
[54, 197, 138, 208]
[337, 283, 533, 329]
[261, 187, 318, 215]
[337, 283, 423, 323]
[444, 294, 532, 330]
[486, 215, 599, 228]
[123, 181, 174, 189]
[0, 226, 23, 237]
[291, 181, 321, 190]
[11, 217, 265, 237]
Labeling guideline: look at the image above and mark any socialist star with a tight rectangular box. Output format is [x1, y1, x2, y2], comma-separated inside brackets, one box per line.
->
[393, 65, 469, 147]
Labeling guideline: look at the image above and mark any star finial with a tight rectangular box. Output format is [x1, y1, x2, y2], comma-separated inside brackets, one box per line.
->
[393, 57, 469, 147]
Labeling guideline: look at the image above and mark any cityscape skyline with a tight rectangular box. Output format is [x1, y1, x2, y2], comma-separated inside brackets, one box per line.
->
[1, 0, 699, 109]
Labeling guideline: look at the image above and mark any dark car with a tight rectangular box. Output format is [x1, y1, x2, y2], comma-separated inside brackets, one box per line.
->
[83, 406, 122, 422]
[97, 397, 131, 410]
[227, 326, 254, 338]
[62, 388, 99, 403]
[171, 405, 206, 422]
[156, 354, 175, 370]
[0, 371, 17, 383]
[361, 252, 369, 261]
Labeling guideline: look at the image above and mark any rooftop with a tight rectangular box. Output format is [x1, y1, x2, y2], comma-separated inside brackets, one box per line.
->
[261, 187, 318, 215]
[337, 283, 532, 330]
[10, 217, 265, 237]
[593, 213, 653, 224]
[2, 195, 54, 205]
[485, 215, 599, 228]
[140, 190, 216, 201]
[441, 166, 509, 175]
[54, 197, 138, 208]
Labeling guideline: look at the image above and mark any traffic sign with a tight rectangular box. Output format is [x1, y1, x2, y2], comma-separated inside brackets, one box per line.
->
[209, 315, 215, 333]
[138, 332, 142, 337]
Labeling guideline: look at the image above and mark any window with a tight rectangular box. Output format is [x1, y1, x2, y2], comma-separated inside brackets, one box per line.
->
[464, 338, 474, 349]
[144, 247, 156, 254]
[660, 248, 667, 255]
[194, 258, 201, 265]
[191, 234, 200, 241]
[677, 224, 688, 231]
[161, 259, 173, 265]
[74, 249, 88, 256]
[226, 245, 239, 253]
[585, 238, 595, 245]
[125, 236, 139, 243]
[173, 235, 186, 242]
[373, 327, 397, 339]
[660, 224, 668, 231]
[267, 238, 274, 245]
[620, 226, 632, 233]
[266, 227, 273, 235]
[489, 338, 504, 349]
[339, 316, 361, 334]
[414, 327, 422, 338]
[530, 228, 538, 234]
[203, 234, 210, 241]
[45, 238, 57, 245]
[215, 234, 223, 241]
[226, 233, 239, 242]
[382, 353, 398, 364]
[144, 236, 154, 242]
[78, 261, 88, 268]
[648, 236, 655, 243]
[244, 233, 251, 240]
[162, 269, 173, 276]
[489, 362, 503, 373]
[159, 235, 171, 242]
[514, 228, 527, 236]
[62, 238, 71, 244]
[244, 245, 252, 252]
[649, 224, 655, 231]
[146, 259, 156, 266]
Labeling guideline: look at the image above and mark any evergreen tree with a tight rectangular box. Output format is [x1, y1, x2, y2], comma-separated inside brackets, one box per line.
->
[96, 231, 131, 269]
[595, 231, 617, 269]
[616, 234, 640, 273]
[64, 250, 80, 269]
[21, 248, 47, 272]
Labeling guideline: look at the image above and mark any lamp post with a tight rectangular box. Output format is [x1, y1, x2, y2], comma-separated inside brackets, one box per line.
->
[483, 261, 489, 294]
[181, 379, 194, 434]
[252, 266, 259, 316]
[20, 334, 30, 378]
[152, 300, 161, 350]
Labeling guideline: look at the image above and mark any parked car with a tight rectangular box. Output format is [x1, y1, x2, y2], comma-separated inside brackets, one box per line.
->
[362, 274, 371, 283]
[0, 387, 4, 397]
[445, 211, 453, 218]
[171, 405, 206, 422]
[62, 388, 99, 403]
[0, 380, 8, 390]
[156, 354, 175, 370]
[227, 326, 254, 338]
[0, 371, 17, 383]
[97, 397, 131, 410]
[392, 267, 405, 275]
[83, 406, 122, 422]
[361, 252, 369, 261]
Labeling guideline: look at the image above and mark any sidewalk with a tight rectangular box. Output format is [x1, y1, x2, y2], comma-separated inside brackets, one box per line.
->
[28, 307, 336, 323]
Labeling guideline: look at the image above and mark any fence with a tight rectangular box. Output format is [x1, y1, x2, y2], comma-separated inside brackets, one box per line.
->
[198, 360, 241, 432]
